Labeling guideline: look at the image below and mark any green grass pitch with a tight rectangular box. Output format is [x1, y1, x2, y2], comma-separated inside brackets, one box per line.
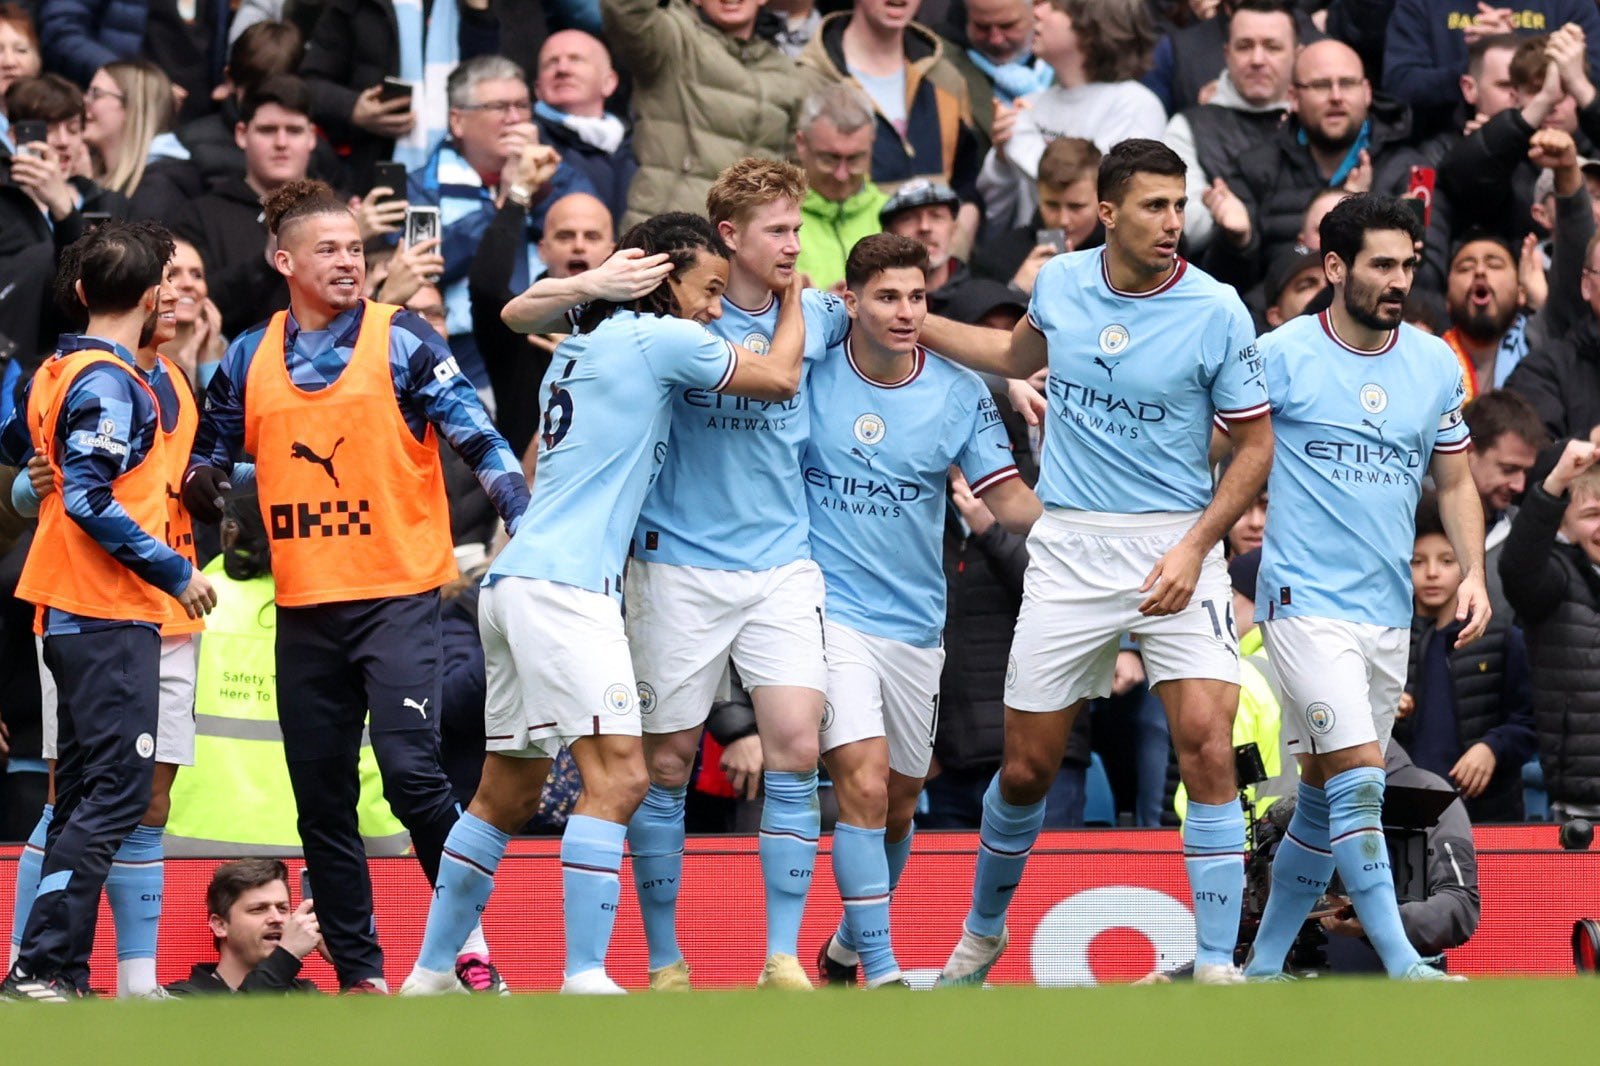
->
[3, 979, 1593, 1065]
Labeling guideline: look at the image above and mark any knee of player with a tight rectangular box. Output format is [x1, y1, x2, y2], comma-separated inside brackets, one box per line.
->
[643, 748, 696, 790]
[609, 763, 652, 813]
[836, 771, 889, 822]
[764, 732, 820, 773]
[998, 759, 1054, 804]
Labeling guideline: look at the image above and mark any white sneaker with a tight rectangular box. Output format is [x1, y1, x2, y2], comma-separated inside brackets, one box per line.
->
[124, 986, 175, 1001]
[1194, 963, 1246, 986]
[399, 967, 467, 996]
[560, 968, 627, 995]
[935, 927, 1008, 987]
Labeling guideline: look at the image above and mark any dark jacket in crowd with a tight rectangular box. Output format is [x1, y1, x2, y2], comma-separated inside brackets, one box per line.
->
[0, 528, 41, 765]
[1323, 741, 1481, 972]
[1505, 312, 1600, 445]
[440, 581, 487, 809]
[165, 948, 319, 994]
[171, 176, 287, 338]
[1437, 101, 1600, 246]
[1141, 6, 1321, 116]
[179, 98, 350, 194]
[531, 108, 635, 228]
[1384, 0, 1600, 132]
[126, 155, 207, 223]
[936, 515, 1029, 773]
[1184, 103, 1286, 196]
[38, 0, 231, 120]
[469, 197, 554, 458]
[0, 167, 128, 357]
[1499, 483, 1600, 808]
[298, 0, 534, 187]
[1399, 613, 1538, 823]
[1203, 98, 1427, 291]
[970, 211, 1102, 289]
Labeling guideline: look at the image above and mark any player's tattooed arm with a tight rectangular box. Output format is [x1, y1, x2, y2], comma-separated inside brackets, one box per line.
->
[1431, 447, 1492, 646]
[920, 313, 1047, 378]
[722, 274, 807, 401]
[1141, 411, 1272, 617]
[500, 248, 672, 335]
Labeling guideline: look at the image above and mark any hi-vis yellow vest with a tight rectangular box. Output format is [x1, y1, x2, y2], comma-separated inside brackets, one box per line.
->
[165, 557, 409, 856]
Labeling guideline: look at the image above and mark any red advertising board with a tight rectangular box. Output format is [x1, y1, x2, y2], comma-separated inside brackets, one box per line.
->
[2, 826, 1593, 991]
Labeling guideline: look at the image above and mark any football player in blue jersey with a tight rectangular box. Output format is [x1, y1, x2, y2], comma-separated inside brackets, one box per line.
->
[401, 213, 810, 996]
[914, 138, 1275, 986]
[807, 233, 1041, 989]
[491, 159, 853, 991]
[1241, 194, 1486, 982]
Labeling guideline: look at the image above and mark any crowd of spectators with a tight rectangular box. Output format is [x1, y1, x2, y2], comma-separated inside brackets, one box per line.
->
[4, 0, 1600, 841]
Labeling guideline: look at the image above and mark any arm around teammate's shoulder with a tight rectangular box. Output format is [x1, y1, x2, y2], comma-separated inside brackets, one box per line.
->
[502, 250, 673, 336]
[921, 313, 1047, 379]
[720, 276, 806, 402]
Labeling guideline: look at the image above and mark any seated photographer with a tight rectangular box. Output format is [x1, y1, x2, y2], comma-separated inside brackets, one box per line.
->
[1315, 741, 1481, 973]
[166, 859, 321, 994]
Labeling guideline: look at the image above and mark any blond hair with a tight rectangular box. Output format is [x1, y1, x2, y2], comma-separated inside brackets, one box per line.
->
[1570, 464, 1600, 505]
[706, 157, 807, 228]
[100, 60, 175, 198]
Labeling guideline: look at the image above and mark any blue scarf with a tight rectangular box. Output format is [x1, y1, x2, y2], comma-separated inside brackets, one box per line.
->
[966, 49, 1054, 104]
[1299, 118, 1371, 188]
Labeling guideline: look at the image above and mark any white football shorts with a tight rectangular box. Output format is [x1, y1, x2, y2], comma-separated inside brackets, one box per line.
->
[480, 576, 640, 759]
[625, 558, 827, 735]
[1259, 615, 1407, 757]
[1004, 509, 1239, 712]
[817, 620, 945, 778]
[39, 632, 197, 765]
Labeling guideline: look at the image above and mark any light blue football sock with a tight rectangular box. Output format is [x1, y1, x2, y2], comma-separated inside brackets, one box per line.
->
[885, 824, 914, 892]
[759, 770, 819, 958]
[1327, 766, 1422, 977]
[966, 775, 1046, 938]
[832, 823, 898, 983]
[562, 815, 626, 977]
[626, 783, 686, 971]
[8, 804, 51, 969]
[416, 812, 509, 973]
[836, 823, 915, 954]
[1182, 800, 1246, 969]
[106, 824, 164, 994]
[1245, 783, 1333, 977]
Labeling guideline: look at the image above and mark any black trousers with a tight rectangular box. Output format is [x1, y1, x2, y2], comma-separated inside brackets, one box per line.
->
[276, 591, 460, 987]
[19, 626, 158, 980]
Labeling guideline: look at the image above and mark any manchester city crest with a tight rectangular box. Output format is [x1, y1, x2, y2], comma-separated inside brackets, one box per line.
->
[853, 413, 887, 446]
[1098, 324, 1130, 355]
[1359, 383, 1388, 414]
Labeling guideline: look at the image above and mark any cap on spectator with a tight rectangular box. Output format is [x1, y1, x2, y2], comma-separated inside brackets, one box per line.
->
[940, 278, 1027, 325]
[880, 178, 962, 225]
[1263, 247, 1323, 307]
[1533, 158, 1600, 202]
[1228, 548, 1260, 602]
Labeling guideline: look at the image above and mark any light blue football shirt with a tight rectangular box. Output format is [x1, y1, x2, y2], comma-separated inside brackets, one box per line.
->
[805, 339, 1019, 648]
[633, 288, 852, 570]
[490, 311, 736, 598]
[1027, 250, 1268, 513]
[1256, 311, 1470, 629]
